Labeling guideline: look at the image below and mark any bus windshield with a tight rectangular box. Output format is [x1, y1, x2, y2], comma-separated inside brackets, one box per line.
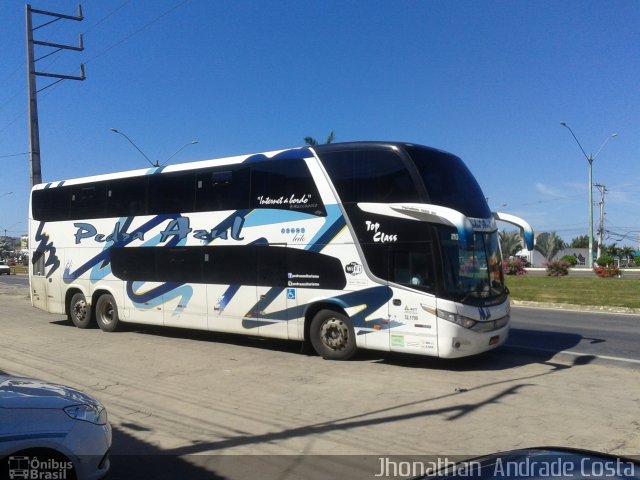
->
[405, 145, 491, 219]
[438, 228, 505, 304]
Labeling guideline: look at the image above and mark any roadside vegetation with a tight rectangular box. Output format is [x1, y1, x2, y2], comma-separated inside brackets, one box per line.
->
[506, 276, 640, 309]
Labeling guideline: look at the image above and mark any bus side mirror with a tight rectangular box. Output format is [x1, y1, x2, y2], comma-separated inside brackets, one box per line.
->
[493, 212, 534, 250]
[386, 203, 475, 250]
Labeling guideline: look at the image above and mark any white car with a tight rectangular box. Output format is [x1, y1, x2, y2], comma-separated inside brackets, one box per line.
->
[0, 262, 10, 275]
[0, 375, 111, 480]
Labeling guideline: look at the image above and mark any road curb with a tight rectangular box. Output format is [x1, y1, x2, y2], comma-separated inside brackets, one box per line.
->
[512, 300, 640, 315]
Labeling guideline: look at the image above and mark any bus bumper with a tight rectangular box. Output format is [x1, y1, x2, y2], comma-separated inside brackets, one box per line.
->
[436, 319, 510, 358]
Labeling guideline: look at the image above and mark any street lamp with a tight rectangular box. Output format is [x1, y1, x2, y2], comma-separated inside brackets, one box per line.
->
[110, 128, 156, 167]
[159, 141, 199, 167]
[111, 128, 198, 168]
[560, 122, 617, 268]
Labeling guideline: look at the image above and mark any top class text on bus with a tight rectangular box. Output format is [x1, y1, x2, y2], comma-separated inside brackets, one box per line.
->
[29, 142, 533, 360]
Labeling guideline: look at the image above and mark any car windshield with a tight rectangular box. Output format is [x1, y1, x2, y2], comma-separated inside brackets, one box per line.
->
[438, 227, 505, 304]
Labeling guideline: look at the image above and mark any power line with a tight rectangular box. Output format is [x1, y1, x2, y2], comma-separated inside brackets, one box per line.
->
[0, 152, 28, 159]
[82, 0, 133, 37]
[2, 0, 191, 134]
[84, 0, 191, 65]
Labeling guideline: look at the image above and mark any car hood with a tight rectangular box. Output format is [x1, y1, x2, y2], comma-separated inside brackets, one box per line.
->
[0, 375, 102, 409]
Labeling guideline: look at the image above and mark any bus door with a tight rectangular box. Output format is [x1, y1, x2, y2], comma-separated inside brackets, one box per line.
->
[255, 244, 290, 340]
[31, 251, 49, 311]
[387, 244, 439, 356]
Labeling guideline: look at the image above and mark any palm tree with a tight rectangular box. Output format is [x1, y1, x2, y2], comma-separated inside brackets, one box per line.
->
[498, 230, 522, 258]
[534, 232, 564, 261]
[304, 131, 334, 146]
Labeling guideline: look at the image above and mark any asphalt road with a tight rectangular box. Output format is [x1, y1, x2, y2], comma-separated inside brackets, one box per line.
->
[0, 274, 27, 286]
[507, 306, 640, 366]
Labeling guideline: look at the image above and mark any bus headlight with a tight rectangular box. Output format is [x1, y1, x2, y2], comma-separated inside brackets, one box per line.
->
[436, 309, 477, 329]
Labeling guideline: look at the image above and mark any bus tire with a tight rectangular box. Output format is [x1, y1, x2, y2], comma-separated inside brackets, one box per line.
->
[310, 309, 357, 360]
[95, 294, 120, 332]
[69, 292, 93, 329]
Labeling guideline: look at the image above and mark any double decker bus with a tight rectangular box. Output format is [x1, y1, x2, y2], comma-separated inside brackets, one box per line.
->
[29, 142, 533, 360]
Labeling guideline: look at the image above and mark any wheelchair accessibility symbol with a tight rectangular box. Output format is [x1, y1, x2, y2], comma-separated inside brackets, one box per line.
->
[287, 288, 296, 300]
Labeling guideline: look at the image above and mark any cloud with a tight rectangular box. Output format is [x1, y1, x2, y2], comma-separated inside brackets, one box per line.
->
[535, 182, 563, 197]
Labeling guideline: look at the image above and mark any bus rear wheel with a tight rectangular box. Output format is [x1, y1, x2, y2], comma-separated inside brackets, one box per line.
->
[95, 294, 120, 332]
[69, 292, 94, 329]
[310, 309, 356, 360]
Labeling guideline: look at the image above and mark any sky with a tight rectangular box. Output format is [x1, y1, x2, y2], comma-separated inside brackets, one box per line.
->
[1, 0, 638, 248]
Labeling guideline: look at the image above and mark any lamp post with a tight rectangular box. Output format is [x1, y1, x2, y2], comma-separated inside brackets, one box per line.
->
[560, 122, 617, 268]
[110, 128, 156, 167]
[111, 128, 198, 168]
[160, 141, 199, 167]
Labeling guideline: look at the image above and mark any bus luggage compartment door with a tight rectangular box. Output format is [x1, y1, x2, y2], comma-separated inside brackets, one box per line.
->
[31, 276, 49, 311]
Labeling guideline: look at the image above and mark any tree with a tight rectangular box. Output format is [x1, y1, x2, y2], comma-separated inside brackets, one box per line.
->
[601, 243, 619, 258]
[569, 235, 589, 248]
[534, 232, 564, 261]
[304, 131, 334, 146]
[620, 246, 635, 261]
[0, 237, 12, 260]
[498, 230, 522, 258]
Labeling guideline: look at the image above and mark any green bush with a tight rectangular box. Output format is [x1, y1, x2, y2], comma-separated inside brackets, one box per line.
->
[597, 256, 614, 267]
[560, 255, 578, 267]
[634, 257, 640, 267]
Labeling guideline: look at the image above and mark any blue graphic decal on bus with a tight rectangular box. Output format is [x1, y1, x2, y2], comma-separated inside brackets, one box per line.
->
[126, 281, 193, 316]
[243, 286, 395, 332]
[34, 222, 61, 278]
[64, 214, 180, 284]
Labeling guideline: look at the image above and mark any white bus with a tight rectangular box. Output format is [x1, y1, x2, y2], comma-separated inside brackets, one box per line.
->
[29, 142, 533, 360]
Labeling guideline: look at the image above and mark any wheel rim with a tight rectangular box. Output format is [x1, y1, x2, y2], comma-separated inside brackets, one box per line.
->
[99, 301, 114, 325]
[73, 299, 87, 322]
[320, 317, 349, 351]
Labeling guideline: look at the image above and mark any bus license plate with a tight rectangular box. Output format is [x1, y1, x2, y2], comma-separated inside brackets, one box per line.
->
[489, 335, 500, 346]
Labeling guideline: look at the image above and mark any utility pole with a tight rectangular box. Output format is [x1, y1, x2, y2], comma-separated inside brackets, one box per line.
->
[26, 4, 85, 187]
[595, 183, 607, 260]
[560, 122, 617, 268]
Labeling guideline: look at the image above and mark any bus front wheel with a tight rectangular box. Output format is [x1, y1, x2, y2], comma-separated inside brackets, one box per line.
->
[95, 294, 120, 332]
[69, 292, 94, 329]
[310, 309, 357, 360]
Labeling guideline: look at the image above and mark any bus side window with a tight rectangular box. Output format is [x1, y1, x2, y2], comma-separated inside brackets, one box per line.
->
[390, 245, 435, 293]
[156, 247, 202, 283]
[32, 187, 71, 222]
[106, 177, 148, 217]
[250, 159, 326, 216]
[319, 149, 418, 204]
[195, 167, 250, 212]
[148, 172, 196, 215]
[70, 184, 107, 219]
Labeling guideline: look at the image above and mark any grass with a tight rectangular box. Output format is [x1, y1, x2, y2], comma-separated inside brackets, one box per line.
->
[506, 275, 640, 309]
